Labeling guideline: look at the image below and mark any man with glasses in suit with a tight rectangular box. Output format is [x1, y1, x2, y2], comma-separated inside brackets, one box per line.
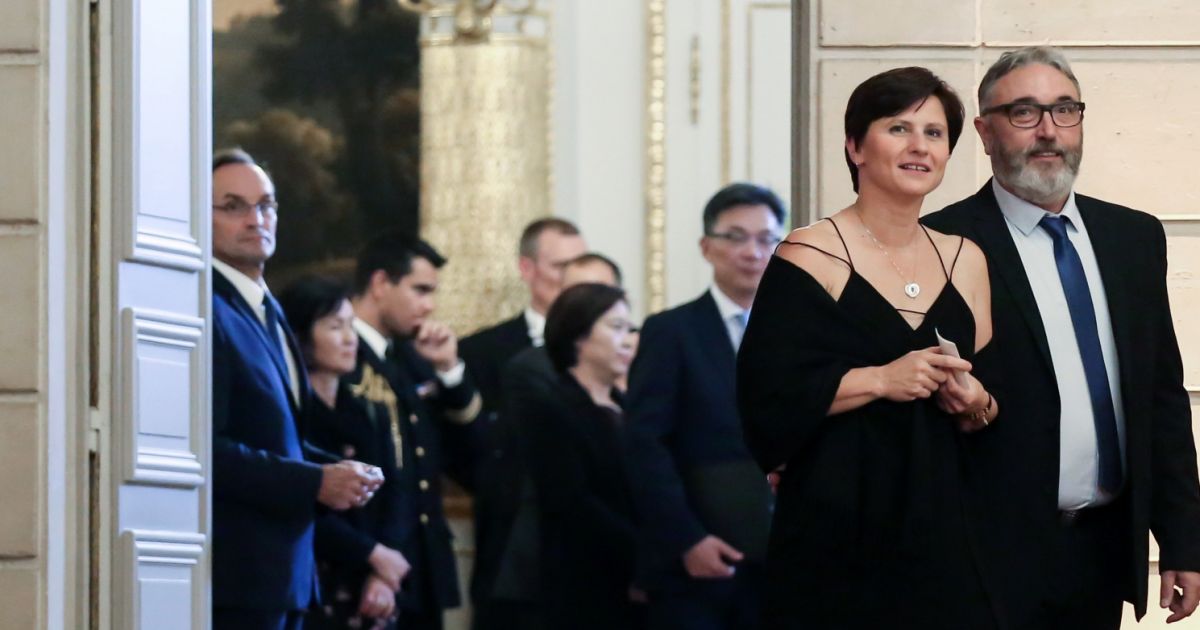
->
[210, 148, 381, 630]
[625, 183, 784, 629]
[925, 47, 1200, 628]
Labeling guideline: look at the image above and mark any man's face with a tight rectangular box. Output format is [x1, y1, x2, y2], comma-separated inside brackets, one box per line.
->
[212, 163, 277, 273]
[976, 63, 1084, 208]
[376, 257, 439, 338]
[700, 204, 781, 299]
[521, 230, 587, 313]
[562, 260, 619, 289]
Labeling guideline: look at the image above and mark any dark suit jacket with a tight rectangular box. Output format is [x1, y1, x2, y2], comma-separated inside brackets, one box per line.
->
[525, 373, 640, 629]
[459, 313, 534, 603]
[211, 268, 325, 612]
[924, 181, 1200, 621]
[623, 291, 773, 590]
[461, 313, 533, 421]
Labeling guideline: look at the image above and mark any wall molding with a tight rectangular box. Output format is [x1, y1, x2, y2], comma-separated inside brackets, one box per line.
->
[118, 308, 205, 489]
[644, 0, 667, 313]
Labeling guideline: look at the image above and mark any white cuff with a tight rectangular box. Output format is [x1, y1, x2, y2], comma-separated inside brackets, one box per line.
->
[437, 360, 466, 388]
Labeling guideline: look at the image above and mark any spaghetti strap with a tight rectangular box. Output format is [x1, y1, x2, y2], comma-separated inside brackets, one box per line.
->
[778, 240, 853, 269]
[920, 225, 950, 281]
[824, 217, 855, 270]
[948, 236, 966, 280]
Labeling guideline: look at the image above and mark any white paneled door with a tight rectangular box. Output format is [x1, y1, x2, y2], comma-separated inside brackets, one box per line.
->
[96, 0, 211, 628]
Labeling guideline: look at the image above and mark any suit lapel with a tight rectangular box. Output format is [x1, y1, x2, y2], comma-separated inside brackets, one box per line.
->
[692, 293, 737, 388]
[969, 183, 1055, 371]
[1076, 198, 1135, 399]
[214, 270, 301, 413]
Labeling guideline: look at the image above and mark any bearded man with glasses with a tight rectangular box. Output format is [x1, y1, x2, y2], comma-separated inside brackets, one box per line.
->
[925, 46, 1200, 629]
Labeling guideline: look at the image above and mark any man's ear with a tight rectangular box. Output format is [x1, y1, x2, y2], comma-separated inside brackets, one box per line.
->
[974, 116, 993, 156]
[368, 269, 392, 298]
[518, 256, 536, 283]
[700, 235, 714, 264]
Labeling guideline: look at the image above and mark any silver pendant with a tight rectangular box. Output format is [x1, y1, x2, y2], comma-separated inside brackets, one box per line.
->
[904, 282, 921, 299]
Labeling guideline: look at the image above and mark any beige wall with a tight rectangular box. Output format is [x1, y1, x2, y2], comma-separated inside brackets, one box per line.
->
[797, 1, 1200, 627]
[0, 0, 48, 625]
[0, 0, 82, 627]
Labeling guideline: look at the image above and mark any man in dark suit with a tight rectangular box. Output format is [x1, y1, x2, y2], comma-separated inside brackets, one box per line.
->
[210, 149, 381, 630]
[349, 232, 483, 630]
[923, 46, 1200, 629]
[624, 183, 784, 629]
[458, 217, 585, 629]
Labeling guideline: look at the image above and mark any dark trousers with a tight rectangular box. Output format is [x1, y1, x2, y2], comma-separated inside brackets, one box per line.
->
[212, 608, 305, 630]
[647, 565, 763, 630]
[1017, 500, 1128, 630]
[398, 606, 444, 630]
[472, 600, 543, 630]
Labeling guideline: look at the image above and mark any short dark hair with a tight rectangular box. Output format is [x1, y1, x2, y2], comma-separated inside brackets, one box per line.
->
[278, 275, 350, 364]
[544, 283, 627, 373]
[566, 252, 623, 287]
[519, 217, 581, 259]
[213, 147, 258, 173]
[843, 66, 965, 193]
[352, 230, 447, 296]
[702, 183, 786, 234]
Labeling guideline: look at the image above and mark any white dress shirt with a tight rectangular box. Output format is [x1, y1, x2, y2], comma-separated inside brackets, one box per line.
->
[213, 259, 301, 406]
[352, 317, 466, 387]
[992, 180, 1126, 509]
[709, 285, 750, 351]
[524, 307, 547, 348]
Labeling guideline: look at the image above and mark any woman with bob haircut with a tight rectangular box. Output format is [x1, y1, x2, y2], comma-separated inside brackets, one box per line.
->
[519, 282, 645, 629]
[279, 275, 407, 630]
[737, 66, 1002, 627]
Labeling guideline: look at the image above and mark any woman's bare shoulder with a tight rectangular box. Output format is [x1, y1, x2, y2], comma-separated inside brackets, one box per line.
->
[775, 217, 854, 299]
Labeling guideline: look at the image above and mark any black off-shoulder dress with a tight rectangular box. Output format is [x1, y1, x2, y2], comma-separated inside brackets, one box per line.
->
[737, 221, 1000, 630]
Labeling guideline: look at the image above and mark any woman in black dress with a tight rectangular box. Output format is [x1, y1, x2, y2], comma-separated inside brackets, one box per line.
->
[521, 283, 644, 629]
[737, 67, 1002, 628]
[279, 277, 407, 630]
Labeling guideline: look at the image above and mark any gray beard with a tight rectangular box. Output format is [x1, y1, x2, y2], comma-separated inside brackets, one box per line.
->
[992, 140, 1082, 207]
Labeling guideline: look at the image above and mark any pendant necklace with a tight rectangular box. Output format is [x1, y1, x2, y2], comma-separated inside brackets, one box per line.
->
[857, 209, 921, 299]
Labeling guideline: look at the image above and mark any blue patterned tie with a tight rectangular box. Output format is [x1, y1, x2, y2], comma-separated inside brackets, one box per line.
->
[262, 293, 286, 361]
[732, 311, 749, 350]
[1038, 214, 1122, 494]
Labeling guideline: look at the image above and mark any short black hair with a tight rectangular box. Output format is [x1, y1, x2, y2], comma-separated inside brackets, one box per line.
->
[213, 147, 258, 172]
[566, 252, 623, 287]
[843, 66, 965, 193]
[544, 283, 627, 373]
[353, 230, 447, 296]
[278, 275, 350, 364]
[519, 217, 581, 259]
[702, 183, 786, 234]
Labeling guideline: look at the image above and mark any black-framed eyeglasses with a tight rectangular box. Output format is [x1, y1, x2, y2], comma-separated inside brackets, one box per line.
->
[213, 198, 279, 217]
[980, 100, 1085, 128]
[706, 230, 782, 249]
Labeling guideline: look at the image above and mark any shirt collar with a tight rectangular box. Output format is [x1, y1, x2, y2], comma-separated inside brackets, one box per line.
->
[352, 317, 390, 360]
[524, 307, 546, 345]
[213, 258, 268, 310]
[708, 285, 747, 322]
[992, 178, 1082, 236]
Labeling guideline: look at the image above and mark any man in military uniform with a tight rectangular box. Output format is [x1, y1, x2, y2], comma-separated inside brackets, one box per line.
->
[348, 231, 482, 630]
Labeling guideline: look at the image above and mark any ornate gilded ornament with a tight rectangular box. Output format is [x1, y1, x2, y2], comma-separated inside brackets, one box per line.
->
[397, 0, 553, 334]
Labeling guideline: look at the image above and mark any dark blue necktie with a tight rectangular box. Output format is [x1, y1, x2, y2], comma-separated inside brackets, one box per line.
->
[1038, 214, 1122, 494]
[262, 293, 285, 361]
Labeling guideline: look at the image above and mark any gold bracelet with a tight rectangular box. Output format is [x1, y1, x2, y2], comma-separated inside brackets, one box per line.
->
[975, 393, 994, 426]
